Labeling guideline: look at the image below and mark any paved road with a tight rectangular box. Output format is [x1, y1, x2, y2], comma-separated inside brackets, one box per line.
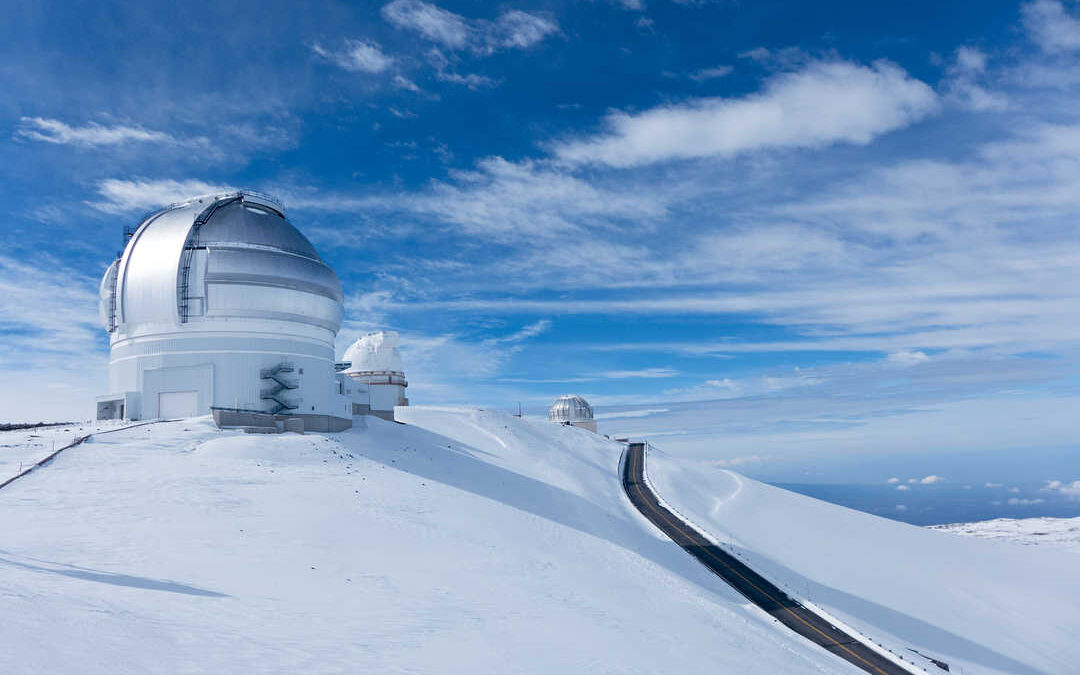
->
[622, 442, 916, 675]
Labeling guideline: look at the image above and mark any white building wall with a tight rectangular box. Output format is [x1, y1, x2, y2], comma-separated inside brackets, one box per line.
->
[108, 321, 342, 420]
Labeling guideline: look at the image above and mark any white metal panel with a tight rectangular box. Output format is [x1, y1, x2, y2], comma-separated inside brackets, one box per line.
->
[158, 391, 198, 419]
[206, 283, 343, 331]
[119, 205, 198, 325]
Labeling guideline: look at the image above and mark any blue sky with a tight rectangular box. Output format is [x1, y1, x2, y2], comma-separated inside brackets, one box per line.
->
[2, 0, 1079, 506]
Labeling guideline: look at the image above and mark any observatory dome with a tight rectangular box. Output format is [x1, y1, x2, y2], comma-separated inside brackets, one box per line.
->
[96, 191, 351, 428]
[549, 394, 594, 423]
[342, 331, 409, 421]
[344, 331, 405, 375]
[101, 192, 342, 333]
[549, 395, 597, 433]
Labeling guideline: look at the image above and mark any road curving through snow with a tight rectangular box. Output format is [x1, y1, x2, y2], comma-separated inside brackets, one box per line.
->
[623, 442, 921, 675]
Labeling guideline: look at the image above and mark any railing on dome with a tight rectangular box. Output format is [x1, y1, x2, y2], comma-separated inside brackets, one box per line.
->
[106, 223, 144, 333]
[177, 194, 243, 323]
[160, 189, 285, 215]
[344, 370, 408, 387]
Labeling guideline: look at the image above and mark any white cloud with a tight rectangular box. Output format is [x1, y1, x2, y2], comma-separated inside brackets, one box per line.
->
[436, 71, 499, 89]
[90, 178, 229, 214]
[985, 482, 1003, 488]
[943, 47, 1009, 111]
[598, 368, 680, 379]
[887, 477, 901, 484]
[1022, 0, 1080, 53]
[1043, 479, 1080, 499]
[1009, 487, 1021, 493]
[383, 0, 469, 49]
[554, 59, 938, 168]
[594, 408, 669, 420]
[689, 65, 734, 82]
[492, 10, 559, 52]
[15, 117, 175, 146]
[703, 378, 738, 389]
[886, 351, 930, 366]
[392, 75, 423, 92]
[1007, 497, 1046, 505]
[312, 39, 395, 74]
[381, 156, 666, 240]
[896, 484, 910, 491]
[483, 319, 552, 345]
[920, 475, 944, 484]
[382, 0, 557, 54]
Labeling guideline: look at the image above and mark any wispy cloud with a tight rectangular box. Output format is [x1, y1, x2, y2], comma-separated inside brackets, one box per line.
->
[0, 254, 108, 420]
[383, 0, 470, 49]
[382, 0, 558, 55]
[554, 59, 938, 167]
[312, 39, 395, 73]
[15, 117, 176, 146]
[483, 319, 553, 345]
[89, 178, 230, 214]
[435, 70, 499, 89]
[392, 74, 424, 92]
[689, 65, 734, 82]
[942, 47, 1009, 111]
[598, 367, 680, 379]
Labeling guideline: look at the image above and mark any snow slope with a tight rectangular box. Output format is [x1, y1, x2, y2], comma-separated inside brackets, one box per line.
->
[931, 517, 1080, 553]
[0, 409, 857, 675]
[647, 448, 1080, 675]
[0, 421, 126, 482]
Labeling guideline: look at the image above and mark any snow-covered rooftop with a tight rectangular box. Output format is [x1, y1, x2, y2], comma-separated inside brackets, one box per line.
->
[343, 331, 404, 375]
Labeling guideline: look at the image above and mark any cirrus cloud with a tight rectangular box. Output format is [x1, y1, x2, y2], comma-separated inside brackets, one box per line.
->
[15, 117, 176, 147]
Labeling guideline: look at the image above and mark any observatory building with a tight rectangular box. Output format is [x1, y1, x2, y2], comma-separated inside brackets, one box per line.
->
[549, 394, 597, 433]
[339, 331, 409, 421]
[95, 191, 352, 431]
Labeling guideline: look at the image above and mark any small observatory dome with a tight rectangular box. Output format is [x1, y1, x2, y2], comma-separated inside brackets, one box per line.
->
[343, 331, 409, 421]
[549, 394, 597, 433]
[96, 191, 351, 430]
[344, 331, 405, 376]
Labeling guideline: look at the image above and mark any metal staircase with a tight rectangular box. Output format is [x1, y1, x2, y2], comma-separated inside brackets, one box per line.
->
[260, 363, 299, 415]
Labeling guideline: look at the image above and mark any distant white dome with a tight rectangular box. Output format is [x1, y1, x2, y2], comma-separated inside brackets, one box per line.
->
[549, 395, 594, 423]
[344, 331, 405, 375]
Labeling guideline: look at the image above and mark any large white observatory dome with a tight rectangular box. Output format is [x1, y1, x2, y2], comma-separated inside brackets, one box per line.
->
[549, 394, 597, 433]
[96, 191, 351, 429]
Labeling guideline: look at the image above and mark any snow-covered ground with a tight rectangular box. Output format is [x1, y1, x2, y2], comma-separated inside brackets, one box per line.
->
[647, 447, 1080, 675]
[0, 409, 859, 675]
[931, 517, 1080, 553]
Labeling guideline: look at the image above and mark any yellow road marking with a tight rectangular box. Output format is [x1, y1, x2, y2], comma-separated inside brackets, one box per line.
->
[626, 448, 894, 675]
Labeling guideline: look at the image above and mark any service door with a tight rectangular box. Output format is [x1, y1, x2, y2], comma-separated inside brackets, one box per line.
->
[158, 391, 198, 419]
